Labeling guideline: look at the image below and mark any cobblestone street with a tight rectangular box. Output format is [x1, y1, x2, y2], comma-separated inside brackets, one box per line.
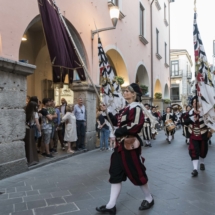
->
[1, 129, 215, 215]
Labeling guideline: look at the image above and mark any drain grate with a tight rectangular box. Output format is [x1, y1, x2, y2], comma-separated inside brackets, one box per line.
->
[0, 192, 4, 195]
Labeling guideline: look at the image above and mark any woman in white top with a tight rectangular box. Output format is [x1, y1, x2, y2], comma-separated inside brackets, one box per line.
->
[62, 104, 77, 153]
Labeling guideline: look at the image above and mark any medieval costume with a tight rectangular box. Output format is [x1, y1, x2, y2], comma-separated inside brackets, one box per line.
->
[96, 83, 154, 214]
[162, 109, 177, 144]
[151, 106, 159, 139]
[184, 101, 209, 177]
[142, 104, 152, 147]
[180, 105, 192, 145]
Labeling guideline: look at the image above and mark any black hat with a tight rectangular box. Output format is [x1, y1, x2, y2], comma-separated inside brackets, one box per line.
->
[144, 103, 151, 107]
[130, 83, 142, 96]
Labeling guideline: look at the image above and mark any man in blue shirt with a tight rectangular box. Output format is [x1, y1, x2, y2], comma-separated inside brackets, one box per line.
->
[74, 98, 87, 150]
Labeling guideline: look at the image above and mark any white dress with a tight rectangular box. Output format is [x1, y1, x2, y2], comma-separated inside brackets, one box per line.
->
[62, 112, 77, 142]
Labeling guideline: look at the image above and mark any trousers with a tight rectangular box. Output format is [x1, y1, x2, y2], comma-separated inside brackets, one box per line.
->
[76, 120, 86, 149]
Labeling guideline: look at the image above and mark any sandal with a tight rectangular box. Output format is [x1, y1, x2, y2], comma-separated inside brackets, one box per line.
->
[67, 150, 74, 153]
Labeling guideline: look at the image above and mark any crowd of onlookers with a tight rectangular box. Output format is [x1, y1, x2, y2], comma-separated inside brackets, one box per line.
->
[25, 95, 87, 162]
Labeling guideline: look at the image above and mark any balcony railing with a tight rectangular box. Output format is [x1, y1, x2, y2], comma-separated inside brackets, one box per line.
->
[171, 95, 180, 101]
[171, 70, 182, 77]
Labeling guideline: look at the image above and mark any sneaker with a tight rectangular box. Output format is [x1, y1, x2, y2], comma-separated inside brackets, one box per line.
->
[52, 149, 58, 154]
[41, 152, 47, 157]
[46, 154, 54, 158]
[105, 148, 108, 151]
[99, 148, 103, 151]
[62, 147, 65, 151]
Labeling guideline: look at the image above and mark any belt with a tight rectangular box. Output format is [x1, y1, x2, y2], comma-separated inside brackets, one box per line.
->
[76, 120, 85, 122]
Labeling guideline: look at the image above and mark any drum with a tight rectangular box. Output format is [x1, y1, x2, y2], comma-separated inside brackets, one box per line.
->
[165, 119, 176, 131]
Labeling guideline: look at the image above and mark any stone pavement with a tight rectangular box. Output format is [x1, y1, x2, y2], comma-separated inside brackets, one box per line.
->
[0, 129, 215, 215]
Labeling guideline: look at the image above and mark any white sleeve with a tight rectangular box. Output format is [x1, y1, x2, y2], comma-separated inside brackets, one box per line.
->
[34, 112, 39, 119]
[190, 116, 195, 122]
[62, 113, 68, 122]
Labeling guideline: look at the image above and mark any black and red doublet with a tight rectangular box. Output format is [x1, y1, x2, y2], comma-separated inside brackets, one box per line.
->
[184, 109, 209, 160]
[181, 111, 190, 138]
[162, 113, 177, 136]
[108, 102, 148, 186]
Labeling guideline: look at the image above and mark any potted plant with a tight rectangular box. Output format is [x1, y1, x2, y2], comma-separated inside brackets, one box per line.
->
[115, 76, 124, 86]
[164, 99, 171, 104]
[139, 85, 148, 96]
[154, 93, 162, 99]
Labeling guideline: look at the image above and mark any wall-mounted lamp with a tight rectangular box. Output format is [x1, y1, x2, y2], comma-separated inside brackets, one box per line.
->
[91, 5, 120, 39]
[22, 34, 27, 41]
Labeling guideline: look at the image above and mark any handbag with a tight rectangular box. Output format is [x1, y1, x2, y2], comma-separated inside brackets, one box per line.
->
[124, 136, 140, 150]
[207, 130, 212, 139]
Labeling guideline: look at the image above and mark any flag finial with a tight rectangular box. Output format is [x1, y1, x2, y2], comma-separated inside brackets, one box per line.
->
[194, 0, 197, 12]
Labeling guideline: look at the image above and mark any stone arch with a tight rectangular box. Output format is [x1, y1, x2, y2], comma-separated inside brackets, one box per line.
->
[135, 64, 150, 96]
[105, 46, 129, 86]
[19, 15, 88, 102]
[164, 84, 169, 99]
[154, 79, 162, 97]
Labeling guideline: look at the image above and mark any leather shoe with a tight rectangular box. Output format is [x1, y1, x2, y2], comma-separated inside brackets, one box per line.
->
[200, 163, 205, 171]
[191, 169, 198, 177]
[96, 205, 116, 214]
[139, 199, 154, 210]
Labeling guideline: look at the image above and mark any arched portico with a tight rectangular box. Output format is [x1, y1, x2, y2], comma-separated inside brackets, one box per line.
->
[19, 15, 87, 103]
[105, 47, 129, 86]
[164, 84, 169, 99]
[154, 79, 162, 97]
[135, 64, 149, 96]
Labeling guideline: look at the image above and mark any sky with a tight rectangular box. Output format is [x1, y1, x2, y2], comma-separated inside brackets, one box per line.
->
[170, 0, 215, 70]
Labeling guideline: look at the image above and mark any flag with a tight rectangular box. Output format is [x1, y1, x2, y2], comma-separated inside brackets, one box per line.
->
[38, 0, 86, 84]
[193, 12, 215, 130]
[98, 38, 125, 115]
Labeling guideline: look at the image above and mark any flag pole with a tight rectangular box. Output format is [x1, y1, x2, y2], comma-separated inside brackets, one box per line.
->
[194, 0, 198, 111]
[52, 0, 114, 128]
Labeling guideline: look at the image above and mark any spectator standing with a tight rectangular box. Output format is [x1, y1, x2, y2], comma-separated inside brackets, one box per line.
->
[74, 98, 87, 150]
[39, 98, 54, 158]
[98, 104, 110, 151]
[26, 95, 30, 105]
[62, 104, 77, 153]
[25, 101, 41, 165]
[59, 98, 67, 150]
[51, 100, 61, 152]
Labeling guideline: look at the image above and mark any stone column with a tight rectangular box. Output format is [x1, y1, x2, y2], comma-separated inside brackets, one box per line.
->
[72, 83, 99, 150]
[0, 57, 35, 180]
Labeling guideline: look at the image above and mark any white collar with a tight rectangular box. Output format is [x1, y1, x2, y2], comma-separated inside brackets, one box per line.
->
[127, 102, 139, 110]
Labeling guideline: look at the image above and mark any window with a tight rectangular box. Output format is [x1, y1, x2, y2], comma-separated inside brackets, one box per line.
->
[140, 4, 144, 36]
[165, 42, 167, 64]
[156, 29, 159, 54]
[171, 85, 180, 101]
[111, 0, 118, 6]
[171, 61, 179, 76]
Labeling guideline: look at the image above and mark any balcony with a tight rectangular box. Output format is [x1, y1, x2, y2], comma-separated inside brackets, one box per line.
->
[187, 72, 192, 79]
[171, 70, 182, 78]
[171, 95, 180, 101]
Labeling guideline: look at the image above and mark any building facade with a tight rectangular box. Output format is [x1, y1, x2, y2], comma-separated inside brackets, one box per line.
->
[170, 49, 193, 107]
[0, 0, 173, 103]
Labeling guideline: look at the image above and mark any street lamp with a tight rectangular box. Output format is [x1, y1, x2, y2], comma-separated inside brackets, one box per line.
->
[91, 5, 120, 39]
[22, 34, 27, 41]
